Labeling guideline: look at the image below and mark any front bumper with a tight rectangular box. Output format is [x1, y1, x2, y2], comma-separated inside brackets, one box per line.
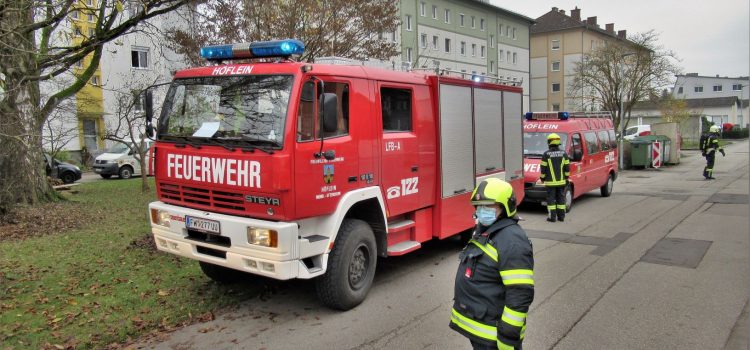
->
[524, 183, 547, 203]
[93, 163, 119, 175]
[148, 201, 329, 280]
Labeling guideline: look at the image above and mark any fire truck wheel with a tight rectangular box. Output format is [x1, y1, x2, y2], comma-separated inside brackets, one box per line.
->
[315, 219, 377, 311]
[600, 174, 614, 197]
[199, 261, 249, 284]
[564, 185, 573, 213]
[118, 165, 134, 179]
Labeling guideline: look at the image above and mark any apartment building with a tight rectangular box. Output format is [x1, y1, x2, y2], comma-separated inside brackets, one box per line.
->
[529, 7, 632, 112]
[398, 0, 534, 109]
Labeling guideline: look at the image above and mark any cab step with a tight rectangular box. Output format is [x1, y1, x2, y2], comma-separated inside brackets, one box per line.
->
[387, 240, 421, 256]
[387, 219, 415, 233]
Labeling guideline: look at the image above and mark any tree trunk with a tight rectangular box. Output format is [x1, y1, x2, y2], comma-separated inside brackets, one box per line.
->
[139, 152, 150, 193]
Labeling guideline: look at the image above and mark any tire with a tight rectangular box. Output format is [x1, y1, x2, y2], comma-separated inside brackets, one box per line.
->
[315, 219, 377, 311]
[199, 261, 250, 284]
[60, 172, 76, 184]
[564, 184, 573, 213]
[100, 174, 112, 179]
[118, 165, 133, 179]
[600, 174, 614, 197]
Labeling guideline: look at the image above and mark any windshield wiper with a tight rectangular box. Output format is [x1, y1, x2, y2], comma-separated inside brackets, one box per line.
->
[207, 137, 238, 152]
[524, 153, 544, 158]
[163, 135, 202, 149]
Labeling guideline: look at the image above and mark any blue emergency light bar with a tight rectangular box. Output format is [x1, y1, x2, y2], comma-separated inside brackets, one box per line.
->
[200, 39, 305, 61]
[524, 111, 570, 121]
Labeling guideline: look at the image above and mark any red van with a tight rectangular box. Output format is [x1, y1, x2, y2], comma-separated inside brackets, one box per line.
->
[522, 112, 618, 211]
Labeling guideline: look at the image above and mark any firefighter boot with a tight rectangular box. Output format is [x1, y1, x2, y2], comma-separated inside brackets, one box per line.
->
[546, 209, 557, 222]
[557, 208, 566, 222]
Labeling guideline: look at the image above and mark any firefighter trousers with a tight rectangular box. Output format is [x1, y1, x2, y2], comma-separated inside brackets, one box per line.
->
[546, 185, 566, 221]
[703, 152, 715, 179]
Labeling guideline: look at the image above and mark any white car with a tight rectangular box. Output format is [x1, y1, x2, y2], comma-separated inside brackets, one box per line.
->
[92, 140, 153, 179]
[623, 125, 651, 140]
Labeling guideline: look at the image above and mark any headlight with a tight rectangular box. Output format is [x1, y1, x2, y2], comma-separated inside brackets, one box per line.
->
[247, 228, 278, 247]
[106, 160, 117, 164]
[150, 209, 171, 228]
[73, 165, 81, 171]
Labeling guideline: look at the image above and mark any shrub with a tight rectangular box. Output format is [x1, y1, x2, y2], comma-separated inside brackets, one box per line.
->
[722, 128, 749, 139]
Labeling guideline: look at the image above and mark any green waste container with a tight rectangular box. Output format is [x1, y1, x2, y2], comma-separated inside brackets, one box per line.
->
[634, 135, 671, 165]
[629, 140, 652, 168]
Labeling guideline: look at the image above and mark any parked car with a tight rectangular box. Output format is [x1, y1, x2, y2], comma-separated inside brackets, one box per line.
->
[44, 153, 82, 184]
[623, 124, 651, 140]
[92, 140, 153, 179]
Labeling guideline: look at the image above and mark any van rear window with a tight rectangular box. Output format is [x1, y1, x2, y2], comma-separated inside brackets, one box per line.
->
[598, 130, 610, 151]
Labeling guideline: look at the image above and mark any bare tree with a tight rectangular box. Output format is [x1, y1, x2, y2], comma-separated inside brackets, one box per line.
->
[568, 30, 681, 136]
[166, 0, 400, 65]
[41, 96, 79, 160]
[658, 95, 692, 124]
[0, 0, 190, 214]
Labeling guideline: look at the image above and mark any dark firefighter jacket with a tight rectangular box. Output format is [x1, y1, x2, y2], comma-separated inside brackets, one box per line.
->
[540, 146, 570, 187]
[701, 133, 724, 155]
[450, 217, 535, 350]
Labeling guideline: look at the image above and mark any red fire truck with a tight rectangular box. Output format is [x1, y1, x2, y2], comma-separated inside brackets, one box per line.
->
[145, 39, 525, 310]
[522, 111, 618, 211]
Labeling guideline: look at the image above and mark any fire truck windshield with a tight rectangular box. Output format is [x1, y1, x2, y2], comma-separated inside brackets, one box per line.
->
[523, 132, 569, 158]
[159, 75, 293, 148]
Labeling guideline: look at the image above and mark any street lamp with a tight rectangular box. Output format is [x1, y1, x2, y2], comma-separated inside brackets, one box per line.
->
[618, 52, 635, 170]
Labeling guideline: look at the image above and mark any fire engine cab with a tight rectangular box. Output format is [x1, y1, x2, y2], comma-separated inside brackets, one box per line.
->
[145, 39, 525, 310]
[522, 111, 618, 211]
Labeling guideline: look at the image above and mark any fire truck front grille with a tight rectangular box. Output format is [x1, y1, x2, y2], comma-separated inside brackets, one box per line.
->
[159, 183, 246, 212]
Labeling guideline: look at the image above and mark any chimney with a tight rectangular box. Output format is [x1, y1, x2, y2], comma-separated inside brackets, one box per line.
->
[559, 9, 566, 15]
[587, 16, 597, 27]
[552, 7, 558, 12]
[606, 23, 614, 33]
[571, 7, 581, 21]
[617, 30, 627, 39]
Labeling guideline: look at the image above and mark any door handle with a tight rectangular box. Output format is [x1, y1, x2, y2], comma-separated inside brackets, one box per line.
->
[348, 176, 357, 183]
[411, 165, 418, 172]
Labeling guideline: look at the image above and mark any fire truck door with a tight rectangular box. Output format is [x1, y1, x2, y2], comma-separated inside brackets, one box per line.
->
[378, 85, 420, 217]
[569, 132, 585, 186]
[293, 79, 360, 218]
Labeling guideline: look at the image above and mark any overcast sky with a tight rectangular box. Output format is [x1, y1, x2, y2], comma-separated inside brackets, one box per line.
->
[490, 0, 750, 79]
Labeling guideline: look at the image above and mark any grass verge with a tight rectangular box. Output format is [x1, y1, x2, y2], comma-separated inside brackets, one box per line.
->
[0, 179, 256, 349]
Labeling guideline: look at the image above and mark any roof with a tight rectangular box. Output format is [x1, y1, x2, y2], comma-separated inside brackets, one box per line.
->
[676, 74, 750, 81]
[632, 96, 749, 110]
[530, 8, 628, 44]
[470, 1, 535, 24]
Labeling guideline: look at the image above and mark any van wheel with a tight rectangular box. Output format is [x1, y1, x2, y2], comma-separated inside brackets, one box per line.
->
[199, 261, 251, 284]
[564, 185, 573, 213]
[600, 174, 614, 197]
[118, 165, 133, 179]
[315, 219, 377, 311]
[100, 174, 112, 179]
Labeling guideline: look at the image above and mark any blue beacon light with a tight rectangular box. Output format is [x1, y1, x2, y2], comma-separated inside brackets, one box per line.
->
[200, 39, 305, 61]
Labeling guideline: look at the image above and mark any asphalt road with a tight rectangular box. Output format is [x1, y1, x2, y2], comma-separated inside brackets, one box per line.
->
[136, 140, 749, 350]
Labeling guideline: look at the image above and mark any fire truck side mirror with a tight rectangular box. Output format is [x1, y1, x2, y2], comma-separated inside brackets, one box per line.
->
[144, 90, 155, 139]
[320, 92, 338, 133]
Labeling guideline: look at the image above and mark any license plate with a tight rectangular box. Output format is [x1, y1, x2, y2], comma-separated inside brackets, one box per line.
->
[94, 168, 101, 173]
[186, 216, 221, 234]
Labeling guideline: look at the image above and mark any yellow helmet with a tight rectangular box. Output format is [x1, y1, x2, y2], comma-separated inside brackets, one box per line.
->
[547, 133, 561, 146]
[470, 178, 517, 217]
[709, 125, 720, 133]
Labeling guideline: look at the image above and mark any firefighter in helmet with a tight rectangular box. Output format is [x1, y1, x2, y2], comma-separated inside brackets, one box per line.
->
[701, 124, 725, 180]
[539, 133, 571, 222]
[450, 178, 535, 350]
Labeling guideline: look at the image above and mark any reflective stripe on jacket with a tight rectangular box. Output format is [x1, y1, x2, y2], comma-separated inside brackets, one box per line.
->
[540, 146, 570, 187]
[450, 217, 535, 349]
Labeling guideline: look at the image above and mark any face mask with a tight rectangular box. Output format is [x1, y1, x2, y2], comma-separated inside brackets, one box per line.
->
[475, 206, 498, 226]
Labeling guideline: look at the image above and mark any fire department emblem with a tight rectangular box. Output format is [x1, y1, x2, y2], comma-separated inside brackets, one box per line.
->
[323, 164, 334, 184]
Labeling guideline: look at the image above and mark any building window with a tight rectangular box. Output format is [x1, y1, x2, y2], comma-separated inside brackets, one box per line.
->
[432, 35, 439, 50]
[420, 33, 427, 48]
[480, 18, 485, 31]
[74, 60, 83, 68]
[131, 48, 149, 68]
[732, 84, 743, 90]
[405, 47, 412, 63]
[471, 43, 476, 57]
[552, 104, 560, 111]
[133, 91, 144, 111]
[512, 27, 517, 40]
[432, 5, 437, 19]
[420, 2, 425, 16]
[444, 38, 451, 53]
[551, 61, 560, 71]
[90, 75, 100, 86]
[677, 87, 683, 94]
[88, 28, 95, 37]
[480, 45, 485, 58]
[444, 9, 450, 23]
[506, 25, 510, 36]
[490, 61, 494, 73]
[471, 16, 476, 28]
[552, 83, 560, 93]
[552, 40, 560, 50]
[74, 26, 82, 36]
[87, 13, 95, 22]
[490, 34, 495, 47]
[71, 10, 79, 19]
[506, 51, 511, 62]
[460, 41, 466, 55]
[86, 0, 93, 6]
[512, 52, 517, 64]
[713, 84, 722, 92]
[499, 50, 504, 61]
[405, 15, 411, 31]
[695, 86, 703, 93]
[459, 14, 465, 27]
